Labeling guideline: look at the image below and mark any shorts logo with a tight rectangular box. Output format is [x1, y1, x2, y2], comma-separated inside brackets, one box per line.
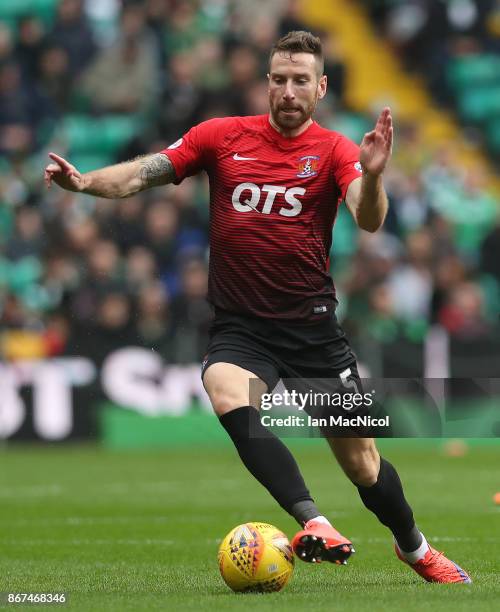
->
[168, 138, 183, 149]
[313, 305, 328, 314]
[297, 155, 319, 178]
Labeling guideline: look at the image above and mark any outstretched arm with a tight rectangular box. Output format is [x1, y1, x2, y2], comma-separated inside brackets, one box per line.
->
[345, 107, 393, 233]
[44, 152, 177, 198]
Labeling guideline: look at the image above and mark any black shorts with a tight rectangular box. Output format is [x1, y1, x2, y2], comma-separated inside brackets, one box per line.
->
[201, 308, 381, 436]
[202, 308, 357, 388]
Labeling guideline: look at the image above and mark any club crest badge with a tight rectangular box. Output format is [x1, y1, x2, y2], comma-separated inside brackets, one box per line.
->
[297, 155, 319, 178]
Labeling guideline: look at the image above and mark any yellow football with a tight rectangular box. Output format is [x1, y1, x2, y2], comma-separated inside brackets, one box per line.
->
[218, 522, 294, 593]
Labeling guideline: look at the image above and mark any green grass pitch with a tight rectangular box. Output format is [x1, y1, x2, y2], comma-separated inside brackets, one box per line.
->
[1, 441, 499, 611]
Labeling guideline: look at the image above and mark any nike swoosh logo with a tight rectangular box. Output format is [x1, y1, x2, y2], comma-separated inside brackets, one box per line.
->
[233, 153, 258, 161]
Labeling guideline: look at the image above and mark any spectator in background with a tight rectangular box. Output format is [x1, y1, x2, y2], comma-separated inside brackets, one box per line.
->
[365, 282, 401, 343]
[222, 45, 260, 116]
[69, 238, 124, 323]
[342, 230, 400, 329]
[158, 48, 201, 138]
[125, 246, 157, 294]
[0, 63, 33, 140]
[0, 294, 27, 330]
[387, 228, 434, 321]
[37, 46, 72, 114]
[193, 37, 228, 92]
[0, 23, 14, 64]
[5, 206, 45, 261]
[15, 17, 46, 80]
[168, 176, 208, 231]
[321, 32, 346, 105]
[61, 216, 100, 258]
[102, 196, 146, 254]
[135, 280, 172, 353]
[170, 257, 211, 363]
[243, 80, 270, 116]
[144, 198, 179, 278]
[79, 3, 159, 113]
[278, 0, 306, 37]
[0, 123, 33, 159]
[247, 15, 279, 67]
[0, 59, 56, 155]
[144, 0, 170, 68]
[388, 173, 430, 235]
[427, 214, 458, 263]
[43, 251, 80, 311]
[430, 253, 467, 323]
[75, 291, 135, 365]
[49, 0, 96, 76]
[480, 219, 500, 284]
[439, 280, 490, 338]
[163, 0, 209, 57]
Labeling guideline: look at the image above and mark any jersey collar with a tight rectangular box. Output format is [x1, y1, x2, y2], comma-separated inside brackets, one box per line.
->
[264, 114, 319, 145]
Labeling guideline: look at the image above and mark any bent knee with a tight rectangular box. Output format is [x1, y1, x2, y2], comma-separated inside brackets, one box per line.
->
[210, 391, 249, 416]
[341, 451, 380, 487]
[203, 362, 266, 417]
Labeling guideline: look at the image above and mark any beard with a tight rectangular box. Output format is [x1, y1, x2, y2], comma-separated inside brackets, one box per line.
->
[269, 95, 317, 131]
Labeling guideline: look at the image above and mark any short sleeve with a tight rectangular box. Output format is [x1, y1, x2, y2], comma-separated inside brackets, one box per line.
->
[159, 118, 222, 184]
[331, 135, 363, 200]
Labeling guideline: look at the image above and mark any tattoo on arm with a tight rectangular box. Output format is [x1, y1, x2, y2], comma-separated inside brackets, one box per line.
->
[138, 153, 176, 188]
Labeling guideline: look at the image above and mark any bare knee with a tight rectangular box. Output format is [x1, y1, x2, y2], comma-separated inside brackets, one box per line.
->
[203, 362, 267, 417]
[329, 439, 380, 487]
[209, 386, 247, 416]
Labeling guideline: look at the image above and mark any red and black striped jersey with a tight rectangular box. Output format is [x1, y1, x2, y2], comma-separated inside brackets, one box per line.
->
[161, 114, 362, 322]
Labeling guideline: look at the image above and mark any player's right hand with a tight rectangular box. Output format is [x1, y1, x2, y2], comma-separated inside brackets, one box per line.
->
[44, 152, 85, 192]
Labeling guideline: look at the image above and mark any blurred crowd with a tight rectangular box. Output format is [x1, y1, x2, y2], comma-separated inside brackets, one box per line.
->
[360, 0, 500, 170]
[0, 0, 499, 367]
[361, 0, 500, 101]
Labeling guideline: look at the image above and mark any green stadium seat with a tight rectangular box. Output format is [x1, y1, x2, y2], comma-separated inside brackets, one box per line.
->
[332, 205, 358, 257]
[70, 153, 115, 174]
[479, 274, 500, 323]
[0, 206, 13, 245]
[62, 115, 142, 156]
[6, 257, 43, 293]
[487, 117, 500, 154]
[448, 54, 500, 91]
[458, 86, 500, 123]
[0, 0, 58, 27]
[327, 112, 371, 143]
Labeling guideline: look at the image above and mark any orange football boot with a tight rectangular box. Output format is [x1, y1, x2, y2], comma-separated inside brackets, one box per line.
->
[292, 519, 354, 564]
[395, 543, 472, 583]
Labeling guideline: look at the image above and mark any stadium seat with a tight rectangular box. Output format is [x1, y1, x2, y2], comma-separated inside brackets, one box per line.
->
[479, 274, 500, 322]
[0, 256, 43, 294]
[326, 112, 371, 144]
[448, 54, 500, 91]
[62, 115, 142, 156]
[458, 86, 500, 123]
[0, 0, 58, 27]
[332, 205, 357, 257]
[487, 117, 500, 154]
[69, 153, 115, 174]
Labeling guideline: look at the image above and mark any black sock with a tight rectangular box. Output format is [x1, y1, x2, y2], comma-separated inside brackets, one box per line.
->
[356, 458, 422, 552]
[219, 406, 319, 524]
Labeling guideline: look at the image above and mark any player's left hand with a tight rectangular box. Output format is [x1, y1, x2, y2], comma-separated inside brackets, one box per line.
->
[359, 107, 393, 176]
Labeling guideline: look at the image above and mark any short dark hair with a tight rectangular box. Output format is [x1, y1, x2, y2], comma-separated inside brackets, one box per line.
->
[269, 31, 324, 76]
